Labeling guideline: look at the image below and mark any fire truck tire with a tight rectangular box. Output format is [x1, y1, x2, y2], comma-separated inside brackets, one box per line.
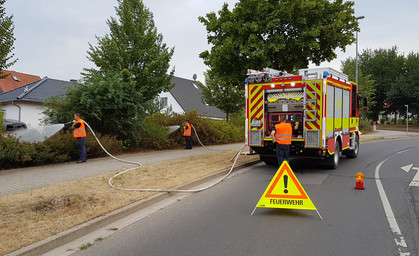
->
[328, 141, 341, 169]
[345, 134, 359, 158]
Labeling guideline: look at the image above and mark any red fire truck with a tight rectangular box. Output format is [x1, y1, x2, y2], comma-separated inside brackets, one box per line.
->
[245, 67, 366, 168]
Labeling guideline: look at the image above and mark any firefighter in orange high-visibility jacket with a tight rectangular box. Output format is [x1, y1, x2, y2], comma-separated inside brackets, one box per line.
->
[72, 113, 87, 163]
[271, 115, 292, 165]
[183, 120, 192, 149]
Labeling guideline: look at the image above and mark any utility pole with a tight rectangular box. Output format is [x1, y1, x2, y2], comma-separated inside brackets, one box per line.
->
[405, 104, 409, 135]
[355, 16, 365, 87]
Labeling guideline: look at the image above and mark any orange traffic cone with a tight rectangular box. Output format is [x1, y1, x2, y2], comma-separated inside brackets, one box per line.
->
[355, 172, 365, 190]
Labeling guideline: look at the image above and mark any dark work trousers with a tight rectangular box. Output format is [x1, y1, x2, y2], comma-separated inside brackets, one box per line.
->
[276, 143, 290, 166]
[77, 137, 87, 161]
[185, 136, 192, 149]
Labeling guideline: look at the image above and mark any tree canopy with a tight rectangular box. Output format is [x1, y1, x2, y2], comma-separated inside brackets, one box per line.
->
[358, 47, 408, 120]
[344, 47, 419, 121]
[45, 0, 174, 146]
[86, 0, 174, 103]
[386, 52, 419, 118]
[0, 0, 16, 79]
[199, 72, 243, 121]
[198, 0, 358, 116]
[199, 0, 358, 86]
[341, 57, 376, 117]
[45, 71, 145, 145]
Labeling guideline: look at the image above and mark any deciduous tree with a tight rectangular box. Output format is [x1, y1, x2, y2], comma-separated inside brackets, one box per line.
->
[0, 0, 17, 79]
[199, 0, 358, 113]
[341, 57, 376, 117]
[387, 52, 419, 117]
[359, 47, 405, 120]
[199, 72, 243, 121]
[45, 0, 174, 146]
[44, 71, 145, 146]
[85, 0, 174, 102]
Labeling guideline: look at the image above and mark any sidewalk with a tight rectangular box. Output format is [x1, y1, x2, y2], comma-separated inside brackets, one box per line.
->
[0, 143, 245, 197]
[360, 129, 419, 142]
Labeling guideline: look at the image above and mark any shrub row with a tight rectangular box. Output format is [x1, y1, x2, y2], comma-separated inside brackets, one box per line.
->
[146, 111, 245, 149]
[359, 118, 373, 133]
[380, 117, 418, 125]
[0, 131, 122, 169]
[0, 111, 245, 169]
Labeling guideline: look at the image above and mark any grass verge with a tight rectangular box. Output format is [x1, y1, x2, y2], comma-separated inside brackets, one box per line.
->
[0, 151, 258, 255]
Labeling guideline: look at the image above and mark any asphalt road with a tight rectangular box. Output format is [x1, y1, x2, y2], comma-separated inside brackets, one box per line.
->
[71, 138, 419, 256]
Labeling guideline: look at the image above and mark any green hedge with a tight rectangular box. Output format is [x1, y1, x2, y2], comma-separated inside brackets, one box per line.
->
[0, 111, 5, 132]
[359, 119, 373, 133]
[146, 111, 245, 148]
[0, 111, 245, 169]
[0, 131, 122, 169]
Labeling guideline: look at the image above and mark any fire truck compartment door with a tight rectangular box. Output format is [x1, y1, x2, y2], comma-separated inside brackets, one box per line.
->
[326, 85, 334, 138]
[334, 87, 343, 130]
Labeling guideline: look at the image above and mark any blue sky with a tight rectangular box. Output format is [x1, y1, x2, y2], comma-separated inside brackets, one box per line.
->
[4, 0, 419, 83]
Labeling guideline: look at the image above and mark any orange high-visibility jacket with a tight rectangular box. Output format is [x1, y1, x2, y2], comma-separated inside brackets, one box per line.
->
[183, 123, 191, 136]
[74, 120, 87, 138]
[274, 123, 292, 145]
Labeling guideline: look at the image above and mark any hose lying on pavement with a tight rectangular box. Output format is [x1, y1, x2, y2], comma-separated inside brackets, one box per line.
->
[83, 120, 247, 193]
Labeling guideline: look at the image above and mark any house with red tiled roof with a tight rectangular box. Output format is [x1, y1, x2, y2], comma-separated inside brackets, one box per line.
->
[0, 70, 41, 94]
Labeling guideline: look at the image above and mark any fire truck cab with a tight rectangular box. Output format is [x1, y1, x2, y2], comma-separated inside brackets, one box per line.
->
[245, 67, 363, 169]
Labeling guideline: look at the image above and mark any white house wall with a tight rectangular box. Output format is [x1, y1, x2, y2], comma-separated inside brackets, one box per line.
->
[2, 103, 46, 128]
[159, 91, 184, 114]
[2, 104, 19, 121]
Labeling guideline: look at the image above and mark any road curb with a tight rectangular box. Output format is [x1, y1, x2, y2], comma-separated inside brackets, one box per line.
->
[8, 160, 261, 256]
[360, 134, 419, 143]
[360, 136, 385, 142]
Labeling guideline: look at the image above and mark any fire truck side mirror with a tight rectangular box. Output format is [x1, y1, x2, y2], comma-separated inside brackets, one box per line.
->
[363, 97, 368, 111]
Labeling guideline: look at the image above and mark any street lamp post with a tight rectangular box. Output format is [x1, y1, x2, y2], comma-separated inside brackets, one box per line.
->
[405, 104, 409, 135]
[355, 16, 365, 87]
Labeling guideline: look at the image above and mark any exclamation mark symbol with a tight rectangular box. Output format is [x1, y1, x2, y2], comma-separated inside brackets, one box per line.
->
[284, 175, 288, 194]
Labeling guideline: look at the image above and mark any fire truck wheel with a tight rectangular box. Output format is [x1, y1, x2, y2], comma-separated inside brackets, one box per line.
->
[328, 142, 341, 169]
[345, 134, 359, 158]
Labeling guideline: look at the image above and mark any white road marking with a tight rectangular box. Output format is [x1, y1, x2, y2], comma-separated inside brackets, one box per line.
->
[375, 158, 410, 256]
[396, 149, 410, 155]
[401, 164, 419, 187]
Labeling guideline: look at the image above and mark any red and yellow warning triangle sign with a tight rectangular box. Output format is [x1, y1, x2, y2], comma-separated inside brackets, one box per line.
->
[255, 161, 317, 211]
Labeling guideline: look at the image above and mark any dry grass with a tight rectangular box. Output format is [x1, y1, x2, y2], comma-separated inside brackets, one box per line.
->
[0, 151, 258, 255]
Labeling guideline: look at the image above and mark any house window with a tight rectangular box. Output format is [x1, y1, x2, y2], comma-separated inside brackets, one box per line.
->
[160, 97, 168, 107]
[12, 75, 20, 82]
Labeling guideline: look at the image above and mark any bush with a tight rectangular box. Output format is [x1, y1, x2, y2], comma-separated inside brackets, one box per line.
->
[360, 119, 373, 133]
[0, 135, 36, 168]
[210, 119, 244, 143]
[0, 111, 5, 132]
[409, 117, 418, 126]
[147, 111, 245, 148]
[139, 116, 175, 149]
[0, 111, 245, 169]
[84, 131, 123, 158]
[380, 118, 387, 125]
[0, 130, 123, 169]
